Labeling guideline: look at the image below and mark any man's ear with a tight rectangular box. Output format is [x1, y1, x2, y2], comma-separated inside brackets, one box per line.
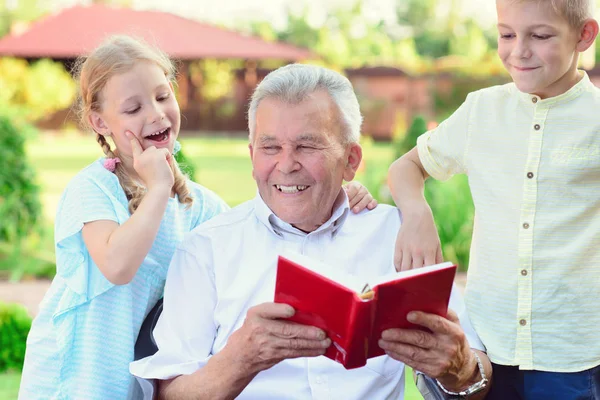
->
[248, 142, 257, 181]
[342, 142, 363, 182]
[88, 112, 110, 136]
[577, 19, 599, 52]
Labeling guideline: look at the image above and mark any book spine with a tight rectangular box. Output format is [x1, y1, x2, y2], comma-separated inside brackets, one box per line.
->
[340, 296, 376, 369]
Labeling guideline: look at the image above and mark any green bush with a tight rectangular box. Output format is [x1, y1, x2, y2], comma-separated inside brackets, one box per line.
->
[0, 57, 76, 122]
[394, 115, 427, 159]
[174, 147, 197, 182]
[425, 176, 474, 271]
[0, 115, 42, 243]
[0, 302, 32, 372]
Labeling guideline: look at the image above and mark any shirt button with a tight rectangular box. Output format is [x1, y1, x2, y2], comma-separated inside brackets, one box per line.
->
[534, 124, 541, 130]
[521, 269, 528, 276]
[532, 97, 538, 103]
[523, 222, 530, 229]
[527, 172, 534, 179]
[520, 319, 527, 326]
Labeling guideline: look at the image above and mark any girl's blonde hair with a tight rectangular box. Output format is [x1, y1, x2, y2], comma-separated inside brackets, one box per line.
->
[73, 35, 193, 214]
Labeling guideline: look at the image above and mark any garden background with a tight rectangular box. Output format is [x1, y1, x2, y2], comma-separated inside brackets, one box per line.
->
[2, 0, 600, 398]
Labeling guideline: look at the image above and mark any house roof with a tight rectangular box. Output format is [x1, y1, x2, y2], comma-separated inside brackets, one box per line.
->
[0, 4, 312, 61]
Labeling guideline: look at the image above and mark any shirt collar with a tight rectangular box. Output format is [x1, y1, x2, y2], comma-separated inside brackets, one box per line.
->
[517, 70, 592, 107]
[253, 189, 350, 238]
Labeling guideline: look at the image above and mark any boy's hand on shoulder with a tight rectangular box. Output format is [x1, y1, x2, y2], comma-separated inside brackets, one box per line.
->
[394, 203, 443, 271]
[127, 131, 174, 192]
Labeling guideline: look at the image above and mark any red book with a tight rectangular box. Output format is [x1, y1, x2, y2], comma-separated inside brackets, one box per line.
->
[274, 252, 457, 369]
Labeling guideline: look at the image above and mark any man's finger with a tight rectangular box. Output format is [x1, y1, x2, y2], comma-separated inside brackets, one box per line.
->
[407, 311, 453, 334]
[270, 319, 326, 340]
[381, 328, 436, 349]
[379, 340, 431, 365]
[445, 309, 460, 324]
[252, 302, 295, 320]
[128, 132, 143, 157]
[275, 336, 331, 351]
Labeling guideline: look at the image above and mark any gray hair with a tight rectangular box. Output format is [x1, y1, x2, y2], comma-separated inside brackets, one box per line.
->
[248, 64, 362, 144]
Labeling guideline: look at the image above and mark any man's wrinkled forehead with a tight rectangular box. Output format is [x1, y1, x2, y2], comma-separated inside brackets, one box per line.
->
[253, 93, 341, 143]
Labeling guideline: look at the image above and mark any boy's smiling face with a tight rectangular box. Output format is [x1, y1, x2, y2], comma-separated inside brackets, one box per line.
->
[496, 0, 584, 98]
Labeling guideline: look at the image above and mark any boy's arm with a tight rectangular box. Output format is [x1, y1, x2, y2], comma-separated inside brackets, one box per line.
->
[388, 147, 442, 271]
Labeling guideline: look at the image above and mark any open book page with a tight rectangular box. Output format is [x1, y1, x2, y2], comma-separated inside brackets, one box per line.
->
[367, 261, 455, 289]
[279, 250, 366, 294]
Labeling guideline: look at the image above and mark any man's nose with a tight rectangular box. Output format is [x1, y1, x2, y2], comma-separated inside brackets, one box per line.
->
[276, 149, 301, 174]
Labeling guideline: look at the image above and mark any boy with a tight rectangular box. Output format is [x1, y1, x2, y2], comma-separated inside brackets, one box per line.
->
[388, 0, 600, 398]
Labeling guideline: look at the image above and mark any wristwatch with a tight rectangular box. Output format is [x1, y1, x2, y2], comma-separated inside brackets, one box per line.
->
[435, 351, 488, 398]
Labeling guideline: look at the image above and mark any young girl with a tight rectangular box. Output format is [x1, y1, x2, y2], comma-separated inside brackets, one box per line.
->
[19, 35, 376, 399]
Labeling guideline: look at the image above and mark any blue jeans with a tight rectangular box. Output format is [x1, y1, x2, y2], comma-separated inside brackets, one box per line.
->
[487, 363, 600, 400]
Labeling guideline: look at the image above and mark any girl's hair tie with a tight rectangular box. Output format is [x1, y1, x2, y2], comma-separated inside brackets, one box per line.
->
[103, 157, 121, 172]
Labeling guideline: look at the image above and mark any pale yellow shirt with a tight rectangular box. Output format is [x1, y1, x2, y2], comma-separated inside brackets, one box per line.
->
[417, 72, 600, 372]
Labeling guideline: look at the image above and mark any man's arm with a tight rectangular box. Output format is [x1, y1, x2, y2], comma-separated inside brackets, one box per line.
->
[379, 309, 492, 399]
[157, 303, 331, 400]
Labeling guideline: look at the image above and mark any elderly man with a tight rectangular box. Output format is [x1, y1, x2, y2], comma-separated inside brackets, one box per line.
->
[130, 64, 492, 399]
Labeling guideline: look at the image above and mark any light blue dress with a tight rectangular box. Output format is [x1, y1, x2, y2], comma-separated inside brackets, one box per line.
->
[18, 159, 228, 400]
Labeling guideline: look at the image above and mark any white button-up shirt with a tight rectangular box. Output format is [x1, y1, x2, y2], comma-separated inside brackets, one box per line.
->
[130, 191, 483, 399]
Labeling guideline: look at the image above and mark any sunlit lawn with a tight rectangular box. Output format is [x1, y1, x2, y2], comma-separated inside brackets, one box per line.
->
[2, 131, 425, 399]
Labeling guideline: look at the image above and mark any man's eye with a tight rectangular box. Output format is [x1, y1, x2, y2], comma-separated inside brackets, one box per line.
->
[299, 145, 315, 150]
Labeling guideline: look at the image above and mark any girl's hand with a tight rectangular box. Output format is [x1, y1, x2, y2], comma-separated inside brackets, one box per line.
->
[344, 181, 378, 213]
[127, 131, 174, 192]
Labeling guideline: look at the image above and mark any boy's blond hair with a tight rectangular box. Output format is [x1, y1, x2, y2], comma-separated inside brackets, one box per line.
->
[73, 35, 193, 214]
[508, 0, 594, 29]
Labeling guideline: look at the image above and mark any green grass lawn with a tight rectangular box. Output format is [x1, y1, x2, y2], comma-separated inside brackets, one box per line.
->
[0, 369, 424, 399]
[0, 372, 21, 400]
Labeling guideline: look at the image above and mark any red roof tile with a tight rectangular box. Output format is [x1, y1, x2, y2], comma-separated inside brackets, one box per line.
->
[0, 4, 313, 60]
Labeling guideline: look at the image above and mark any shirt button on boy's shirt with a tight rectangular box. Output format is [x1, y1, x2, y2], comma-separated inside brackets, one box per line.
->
[532, 97, 538, 104]
[521, 269, 528, 276]
[527, 172, 534, 179]
[520, 319, 527, 326]
[523, 223, 530, 229]
[534, 124, 541, 130]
